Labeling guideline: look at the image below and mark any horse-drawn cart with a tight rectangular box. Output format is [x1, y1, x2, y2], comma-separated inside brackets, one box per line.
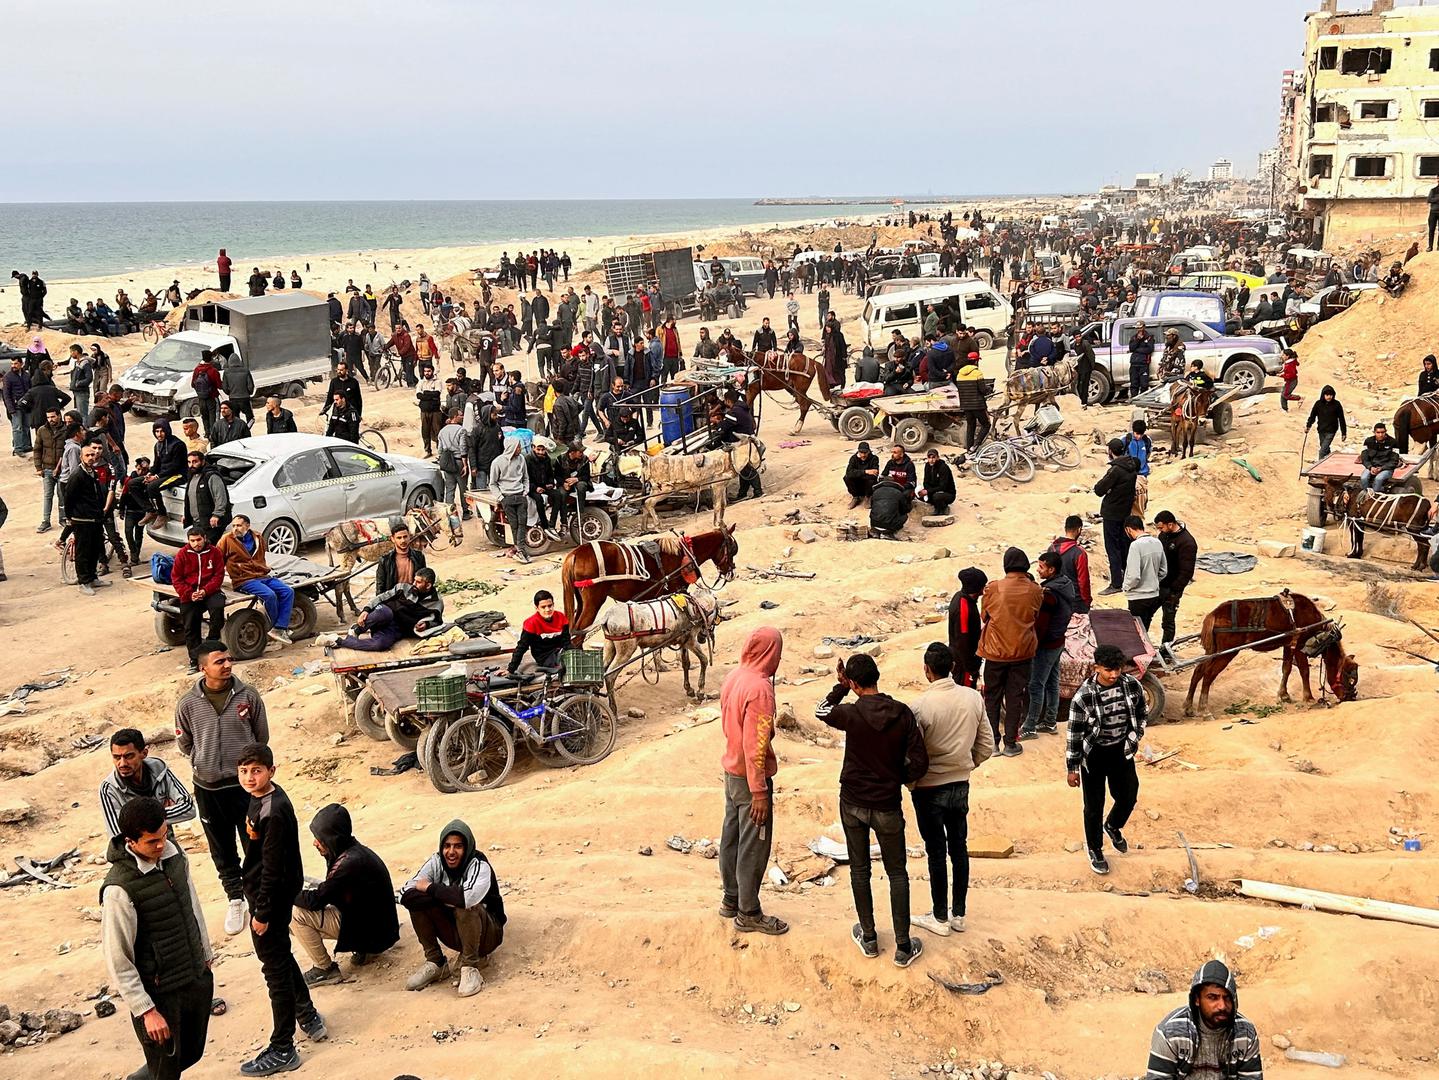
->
[1059, 610, 1167, 722]
[1301, 448, 1429, 527]
[834, 382, 994, 453]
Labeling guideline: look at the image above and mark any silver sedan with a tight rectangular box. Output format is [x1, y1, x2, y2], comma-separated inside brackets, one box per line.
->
[149, 433, 441, 554]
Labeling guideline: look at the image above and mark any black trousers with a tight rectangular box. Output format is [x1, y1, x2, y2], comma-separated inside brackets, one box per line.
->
[1430, 209, 1439, 249]
[1102, 517, 1130, 589]
[251, 902, 316, 1053]
[921, 491, 953, 514]
[194, 782, 250, 900]
[1128, 596, 1163, 632]
[737, 464, 762, 499]
[72, 519, 103, 585]
[1160, 590, 1183, 645]
[132, 968, 213, 1080]
[533, 488, 561, 529]
[181, 593, 226, 661]
[911, 780, 970, 920]
[964, 409, 990, 448]
[1080, 743, 1139, 854]
[840, 799, 910, 947]
[844, 475, 874, 500]
[983, 657, 1030, 747]
[125, 510, 147, 562]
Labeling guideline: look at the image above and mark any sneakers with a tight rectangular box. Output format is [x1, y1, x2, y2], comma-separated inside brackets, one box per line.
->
[1105, 823, 1129, 854]
[405, 960, 450, 991]
[949, 916, 966, 933]
[851, 922, 879, 959]
[239, 1046, 301, 1075]
[92, 578, 113, 588]
[302, 963, 343, 987]
[1000, 742, 1023, 757]
[1098, 585, 1122, 596]
[1018, 727, 1039, 741]
[1088, 849, 1111, 875]
[299, 1010, 329, 1041]
[225, 898, 248, 936]
[36, 523, 51, 534]
[79, 583, 96, 596]
[188, 661, 200, 674]
[910, 912, 951, 938]
[267, 628, 294, 645]
[894, 938, 924, 968]
[457, 966, 483, 997]
[1036, 723, 1059, 735]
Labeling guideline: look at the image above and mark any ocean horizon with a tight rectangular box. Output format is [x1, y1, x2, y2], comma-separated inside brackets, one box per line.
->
[0, 198, 993, 281]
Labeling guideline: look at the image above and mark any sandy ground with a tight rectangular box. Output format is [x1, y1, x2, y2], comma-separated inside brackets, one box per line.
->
[0, 242, 1437, 1080]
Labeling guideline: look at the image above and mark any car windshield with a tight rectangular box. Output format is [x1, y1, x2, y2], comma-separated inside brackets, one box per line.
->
[139, 337, 209, 373]
[207, 453, 257, 484]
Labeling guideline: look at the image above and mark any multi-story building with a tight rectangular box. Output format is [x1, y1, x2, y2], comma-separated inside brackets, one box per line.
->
[1278, 69, 1303, 197]
[1297, 0, 1439, 243]
[1209, 159, 1234, 181]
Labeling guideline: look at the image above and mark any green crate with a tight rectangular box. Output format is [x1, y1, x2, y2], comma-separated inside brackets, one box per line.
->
[561, 648, 606, 686]
[416, 674, 467, 713]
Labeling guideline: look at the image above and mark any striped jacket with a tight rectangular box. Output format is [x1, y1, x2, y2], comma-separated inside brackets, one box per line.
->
[1065, 671, 1147, 773]
[1146, 1004, 1263, 1079]
[99, 757, 196, 838]
[174, 676, 268, 788]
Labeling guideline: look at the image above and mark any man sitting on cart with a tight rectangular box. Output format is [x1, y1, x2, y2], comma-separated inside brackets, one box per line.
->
[507, 590, 569, 679]
[334, 568, 445, 652]
[217, 514, 295, 645]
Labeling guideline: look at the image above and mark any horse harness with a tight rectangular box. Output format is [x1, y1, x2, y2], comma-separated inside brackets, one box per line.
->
[1347, 490, 1429, 535]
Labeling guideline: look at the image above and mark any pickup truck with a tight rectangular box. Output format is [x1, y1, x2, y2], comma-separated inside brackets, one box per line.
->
[1075, 316, 1281, 405]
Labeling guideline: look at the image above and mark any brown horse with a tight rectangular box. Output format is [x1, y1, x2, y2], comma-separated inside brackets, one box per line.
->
[561, 526, 738, 646]
[1182, 590, 1359, 717]
[739, 348, 835, 434]
[1392, 393, 1439, 457]
[1322, 484, 1433, 568]
[1168, 385, 1213, 461]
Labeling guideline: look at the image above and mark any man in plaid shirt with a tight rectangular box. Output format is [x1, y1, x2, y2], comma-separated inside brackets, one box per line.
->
[1065, 643, 1147, 875]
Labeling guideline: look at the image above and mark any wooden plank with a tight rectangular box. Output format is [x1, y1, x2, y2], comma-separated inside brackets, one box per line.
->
[1237, 879, 1439, 930]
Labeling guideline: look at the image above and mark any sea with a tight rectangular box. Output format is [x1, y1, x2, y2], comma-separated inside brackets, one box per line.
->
[0, 199, 859, 280]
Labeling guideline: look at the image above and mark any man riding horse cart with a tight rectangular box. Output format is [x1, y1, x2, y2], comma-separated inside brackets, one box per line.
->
[1129, 380, 1241, 459]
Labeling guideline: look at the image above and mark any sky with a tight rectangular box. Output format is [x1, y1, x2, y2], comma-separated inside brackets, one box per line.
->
[1, 0, 1322, 202]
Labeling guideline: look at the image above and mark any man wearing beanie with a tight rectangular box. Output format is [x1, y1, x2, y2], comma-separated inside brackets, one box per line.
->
[1094, 439, 1140, 595]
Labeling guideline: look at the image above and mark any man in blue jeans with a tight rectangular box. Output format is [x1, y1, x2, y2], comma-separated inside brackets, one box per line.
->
[216, 516, 295, 644]
[816, 653, 929, 968]
[1022, 551, 1078, 738]
[907, 643, 991, 939]
[1359, 421, 1400, 493]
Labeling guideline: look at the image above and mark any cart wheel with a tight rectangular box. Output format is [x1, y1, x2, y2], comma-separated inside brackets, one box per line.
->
[1141, 672, 1167, 724]
[287, 595, 319, 640]
[438, 713, 515, 791]
[839, 406, 878, 441]
[1209, 403, 1234, 436]
[223, 609, 268, 661]
[550, 693, 618, 765]
[483, 520, 506, 547]
[153, 611, 187, 648]
[384, 711, 422, 752]
[419, 717, 459, 794]
[1400, 473, 1424, 496]
[893, 417, 930, 453]
[1305, 488, 1327, 528]
[571, 507, 613, 544]
[352, 688, 389, 741]
[523, 523, 552, 553]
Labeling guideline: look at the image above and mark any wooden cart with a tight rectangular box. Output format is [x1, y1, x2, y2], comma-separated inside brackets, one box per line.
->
[1300, 448, 1430, 527]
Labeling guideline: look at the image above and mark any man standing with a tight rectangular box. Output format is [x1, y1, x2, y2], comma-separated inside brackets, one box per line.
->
[815, 653, 928, 967]
[490, 436, 532, 563]
[183, 451, 231, 544]
[1022, 551, 1078, 739]
[1122, 516, 1167, 632]
[1128, 321, 1155, 398]
[33, 407, 65, 532]
[1145, 961, 1264, 1079]
[190, 352, 222, 438]
[947, 567, 987, 690]
[292, 804, 400, 986]
[1153, 511, 1197, 648]
[1048, 515, 1092, 614]
[1065, 643, 1147, 875]
[102, 798, 214, 1080]
[718, 626, 788, 936]
[211, 400, 251, 445]
[100, 728, 196, 838]
[216, 248, 232, 292]
[1304, 385, 1346, 461]
[264, 396, 297, 434]
[3, 356, 31, 456]
[416, 363, 443, 458]
[1094, 439, 1140, 595]
[436, 410, 469, 518]
[175, 639, 266, 935]
[1072, 332, 1095, 409]
[217, 516, 295, 643]
[978, 547, 1042, 757]
[1429, 180, 1439, 252]
[908, 642, 990, 938]
[66, 440, 111, 596]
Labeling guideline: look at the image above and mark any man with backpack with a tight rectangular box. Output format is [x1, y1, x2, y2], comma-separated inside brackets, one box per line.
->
[435, 410, 469, 518]
[190, 352, 223, 439]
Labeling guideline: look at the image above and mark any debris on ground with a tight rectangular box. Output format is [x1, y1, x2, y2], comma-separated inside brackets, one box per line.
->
[926, 970, 1005, 995]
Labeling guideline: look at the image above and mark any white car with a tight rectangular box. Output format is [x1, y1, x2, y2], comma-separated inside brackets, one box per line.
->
[148, 433, 442, 554]
[1298, 282, 1378, 318]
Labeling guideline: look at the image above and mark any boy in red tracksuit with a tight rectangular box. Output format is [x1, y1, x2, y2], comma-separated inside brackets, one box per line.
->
[717, 627, 788, 936]
[1280, 348, 1300, 412]
[947, 567, 987, 688]
[172, 526, 227, 673]
[507, 590, 569, 676]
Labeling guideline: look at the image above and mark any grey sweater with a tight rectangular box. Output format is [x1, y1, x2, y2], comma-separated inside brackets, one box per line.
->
[174, 676, 268, 788]
[1123, 534, 1168, 600]
[489, 436, 529, 496]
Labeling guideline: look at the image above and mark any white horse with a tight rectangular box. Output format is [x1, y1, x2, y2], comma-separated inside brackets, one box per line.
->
[599, 584, 718, 705]
[639, 438, 765, 530]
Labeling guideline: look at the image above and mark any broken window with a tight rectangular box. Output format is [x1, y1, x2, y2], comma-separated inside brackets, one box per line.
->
[1341, 47, 1391, 75]
[1309, 155, 1333, 179]
[1431, 47, 1439, 71]
[1425, 100, 1439, 119]
[1418, 156, 1439, 178]
[1352, 156, 1390, 178]
[1315, 103, 1336, 123]
[1357, 100, 1392, 120]
[1319, 46, 1338, 70]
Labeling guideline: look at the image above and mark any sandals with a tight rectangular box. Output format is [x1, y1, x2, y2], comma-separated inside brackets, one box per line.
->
[734, 912, 789, 936]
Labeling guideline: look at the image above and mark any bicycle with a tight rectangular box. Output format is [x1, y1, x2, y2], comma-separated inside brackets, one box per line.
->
[969, 412, 1081, 482]
[140, 319, 173, 345]
[358, 428, 388, 453]
[437, 673, 616, 792]
[369, 348, 406, 391]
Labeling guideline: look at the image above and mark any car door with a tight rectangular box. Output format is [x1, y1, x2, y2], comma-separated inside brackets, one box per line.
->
[274, 449, 347, 538]
[327, 445, 402, 520]
[1164, 319, 1220, 376]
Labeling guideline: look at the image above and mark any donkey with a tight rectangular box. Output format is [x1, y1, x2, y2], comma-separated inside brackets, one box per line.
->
[1168, 384, 1213, 461]
[599, 584, 718, 707]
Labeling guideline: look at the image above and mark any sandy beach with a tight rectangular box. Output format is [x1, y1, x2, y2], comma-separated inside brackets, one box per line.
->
[1, 213, 1436, 1079]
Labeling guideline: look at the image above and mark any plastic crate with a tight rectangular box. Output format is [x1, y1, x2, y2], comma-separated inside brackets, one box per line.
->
[561, 648, 606, 686]
[416, 674, 467, 714]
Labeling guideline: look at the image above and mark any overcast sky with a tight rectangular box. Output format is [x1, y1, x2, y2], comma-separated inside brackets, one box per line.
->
[4, 0, 1319, 202]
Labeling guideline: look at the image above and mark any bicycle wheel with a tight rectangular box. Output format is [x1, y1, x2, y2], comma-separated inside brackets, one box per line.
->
[1004, 447, 1037, 482]
[1037, 434, 1081, 469]
[437, 713, 515, 792]
[60, 537, 77, 584]
[374, 366, 394, 391]
[972, 442, 1012, 482]
[359, 428, 388, 453]
[549, 693, 618, 765]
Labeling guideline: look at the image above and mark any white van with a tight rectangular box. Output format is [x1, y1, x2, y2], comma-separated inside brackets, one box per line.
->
[718, 256, 767, 296]
[861, 282, 1012, 350]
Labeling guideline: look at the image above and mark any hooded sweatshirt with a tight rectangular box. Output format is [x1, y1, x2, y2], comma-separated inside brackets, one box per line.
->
[720, 627, 782, 794]
[1145, 960, 1263, 1080]
[401, 819, 507, 927]
[489, 435, 529, 497]
[1305, 387, 1347, 438]
[1093, 453, 1140, 521]
[815, 679, 928, 810]
[295, 803, 401, 956]
[1048, 536, 1092, 612]
[947, 567, 988, 687]
[1035, 571, 1079, 650]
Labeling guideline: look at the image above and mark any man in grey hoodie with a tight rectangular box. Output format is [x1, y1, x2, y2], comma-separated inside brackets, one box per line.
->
[489, 435, 531, 563]
[1122, 515, 1168, 632]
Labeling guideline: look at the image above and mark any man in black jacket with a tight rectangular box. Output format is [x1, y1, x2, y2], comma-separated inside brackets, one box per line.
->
[1154, 511, 1198, 648]
[751, 317, 778, 354]
[1072, 335, 1095, 409]
[291, 803, 399, 986]
[400, 819, 506, 998]
[1359, 421, 1400, 493]
[947, 567, 987, 689]
[1094, 439, 1140, 594]
[320, 362, 363, 422]
[916, 448, 955, 516]
[263, 396, 297, 435]
[815, 654, 929, 967]
[66, 440, 110, 595]
[374, 523, 428, 595]
[844, 442, 880, 508]
[182, 451, 231, 544]
[527, 440, 562, 537]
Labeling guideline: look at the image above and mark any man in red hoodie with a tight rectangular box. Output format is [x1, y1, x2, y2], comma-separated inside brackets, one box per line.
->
[718, 626, 788, 936]
[1047, 515, 1092, 614]
[172, 525, 227, 673]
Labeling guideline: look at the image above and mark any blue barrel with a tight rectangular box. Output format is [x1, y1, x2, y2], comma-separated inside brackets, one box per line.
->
[659, 388, 695, 447]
